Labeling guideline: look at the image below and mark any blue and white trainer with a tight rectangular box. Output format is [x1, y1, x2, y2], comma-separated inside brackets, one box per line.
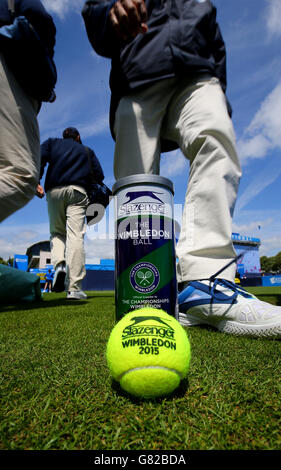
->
[52, 262, 66, 293]
[67, 290, 87, 300]
[178, 279, 281, 338]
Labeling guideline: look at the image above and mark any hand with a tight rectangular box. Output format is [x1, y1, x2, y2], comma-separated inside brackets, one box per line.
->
[36, 184, 45, 198]
[109, 0, 148, 41]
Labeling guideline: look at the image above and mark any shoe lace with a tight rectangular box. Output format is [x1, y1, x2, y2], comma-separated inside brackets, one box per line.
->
[210, 278, 238, 301]
[208, 252, 245, 301]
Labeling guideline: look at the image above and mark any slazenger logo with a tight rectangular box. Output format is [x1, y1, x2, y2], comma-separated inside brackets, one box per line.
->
[118, 190, 165, 215]
[125, 191, 164, 203]
[122, 315, 175, 340]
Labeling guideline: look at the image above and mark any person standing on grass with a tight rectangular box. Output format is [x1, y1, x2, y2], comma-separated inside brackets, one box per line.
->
[36, 127, 105, 300]
[81, 0, 281, 338]
[0, 0, 56, 222]
[43, 269, 53, 293]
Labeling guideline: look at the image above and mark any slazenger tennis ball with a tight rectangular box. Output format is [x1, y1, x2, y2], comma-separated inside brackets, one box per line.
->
[106, 307, 191, 398]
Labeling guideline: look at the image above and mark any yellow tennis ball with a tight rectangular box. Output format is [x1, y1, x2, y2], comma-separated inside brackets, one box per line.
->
[106, 307, 191, 399]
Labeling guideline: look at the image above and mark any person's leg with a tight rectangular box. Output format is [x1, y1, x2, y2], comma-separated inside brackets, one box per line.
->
[114, 78, 177, 179]
[163, 76, 281, 338]
[0, 53, 40, 222]
[47, 187, 67, 268]
[46, 187, 68, 292]
[65, 187, 89, 294]
[163, 75, 241, 283]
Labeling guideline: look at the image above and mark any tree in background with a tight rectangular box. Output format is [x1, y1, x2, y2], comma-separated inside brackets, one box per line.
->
[0, 257, 14, 266]
[260, 252, 281, 273]
[272, 252, 281, 272]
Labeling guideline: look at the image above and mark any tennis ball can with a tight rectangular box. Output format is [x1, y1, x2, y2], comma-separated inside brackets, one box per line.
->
[113, 174, 178, 321]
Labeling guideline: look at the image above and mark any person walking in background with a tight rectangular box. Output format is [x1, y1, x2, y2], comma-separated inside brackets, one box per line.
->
[43, 269, 53, 293]
[37, 127, 105, 300]
[82, 0, 281, 337]
[0, 0, 56, 222]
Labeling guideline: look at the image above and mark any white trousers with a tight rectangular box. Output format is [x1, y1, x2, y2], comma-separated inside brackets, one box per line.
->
[47, 186, 89, 292]
[0, 53, 40, 222]
[114, 76, 242, 283]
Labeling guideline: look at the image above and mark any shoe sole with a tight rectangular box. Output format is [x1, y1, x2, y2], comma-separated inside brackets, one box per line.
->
[52, 271, 66, 292]
[179, 312, 281, 338]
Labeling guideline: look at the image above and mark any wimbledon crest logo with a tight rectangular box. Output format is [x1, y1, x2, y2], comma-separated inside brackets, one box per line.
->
[130, 262, 160, 293]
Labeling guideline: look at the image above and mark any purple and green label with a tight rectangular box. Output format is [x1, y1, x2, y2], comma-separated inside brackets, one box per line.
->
[114, 182, 178, 320]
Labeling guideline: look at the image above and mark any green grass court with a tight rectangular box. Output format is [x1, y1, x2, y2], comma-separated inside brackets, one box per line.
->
[0, 287, 280, 451]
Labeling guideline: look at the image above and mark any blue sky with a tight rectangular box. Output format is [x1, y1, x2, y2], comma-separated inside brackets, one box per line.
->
[1, 0, 281, 263]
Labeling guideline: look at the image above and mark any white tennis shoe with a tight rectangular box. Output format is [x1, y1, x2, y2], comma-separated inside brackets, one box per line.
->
[178, 278, 281, 338]
[67, 290, 87, 300]
[52, 263, 66, 292]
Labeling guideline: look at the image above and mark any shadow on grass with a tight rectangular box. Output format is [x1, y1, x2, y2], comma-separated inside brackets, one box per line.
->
[260, 294, 281, 306]
[0, 292, 114, 313]
[250, 290, 281, 306]
[110, 376, 190, 403]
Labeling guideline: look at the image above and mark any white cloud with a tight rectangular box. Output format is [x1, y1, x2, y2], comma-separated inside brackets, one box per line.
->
[0, 223, 50, 260]
[233, 208, 281, 257]
[78, 114, 110, 139]
[266, 0, 281, 36]
[232, 218, 273, 237]
[38, 52, 111, 141]
[85, 238, 114, 264]
[42, 0, 84, 19]
[248, 81, 281, 143]
[160, 150, 188, 177]
[237, 80, 281, 163]
[0, 219, 115, 263]
[235, 155, 281, 212]
[236, 134, 272, 161]
[260, 236, 281, 257]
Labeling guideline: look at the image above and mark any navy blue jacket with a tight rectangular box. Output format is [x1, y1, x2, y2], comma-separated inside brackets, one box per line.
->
[40, 138, 104, 193]
[82, 0, 230, 151]
[0, 0, 56, 56]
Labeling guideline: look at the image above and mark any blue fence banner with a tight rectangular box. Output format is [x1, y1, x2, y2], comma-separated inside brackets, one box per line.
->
[13, 254, 28, 271]
[262, 275, 281, 287]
